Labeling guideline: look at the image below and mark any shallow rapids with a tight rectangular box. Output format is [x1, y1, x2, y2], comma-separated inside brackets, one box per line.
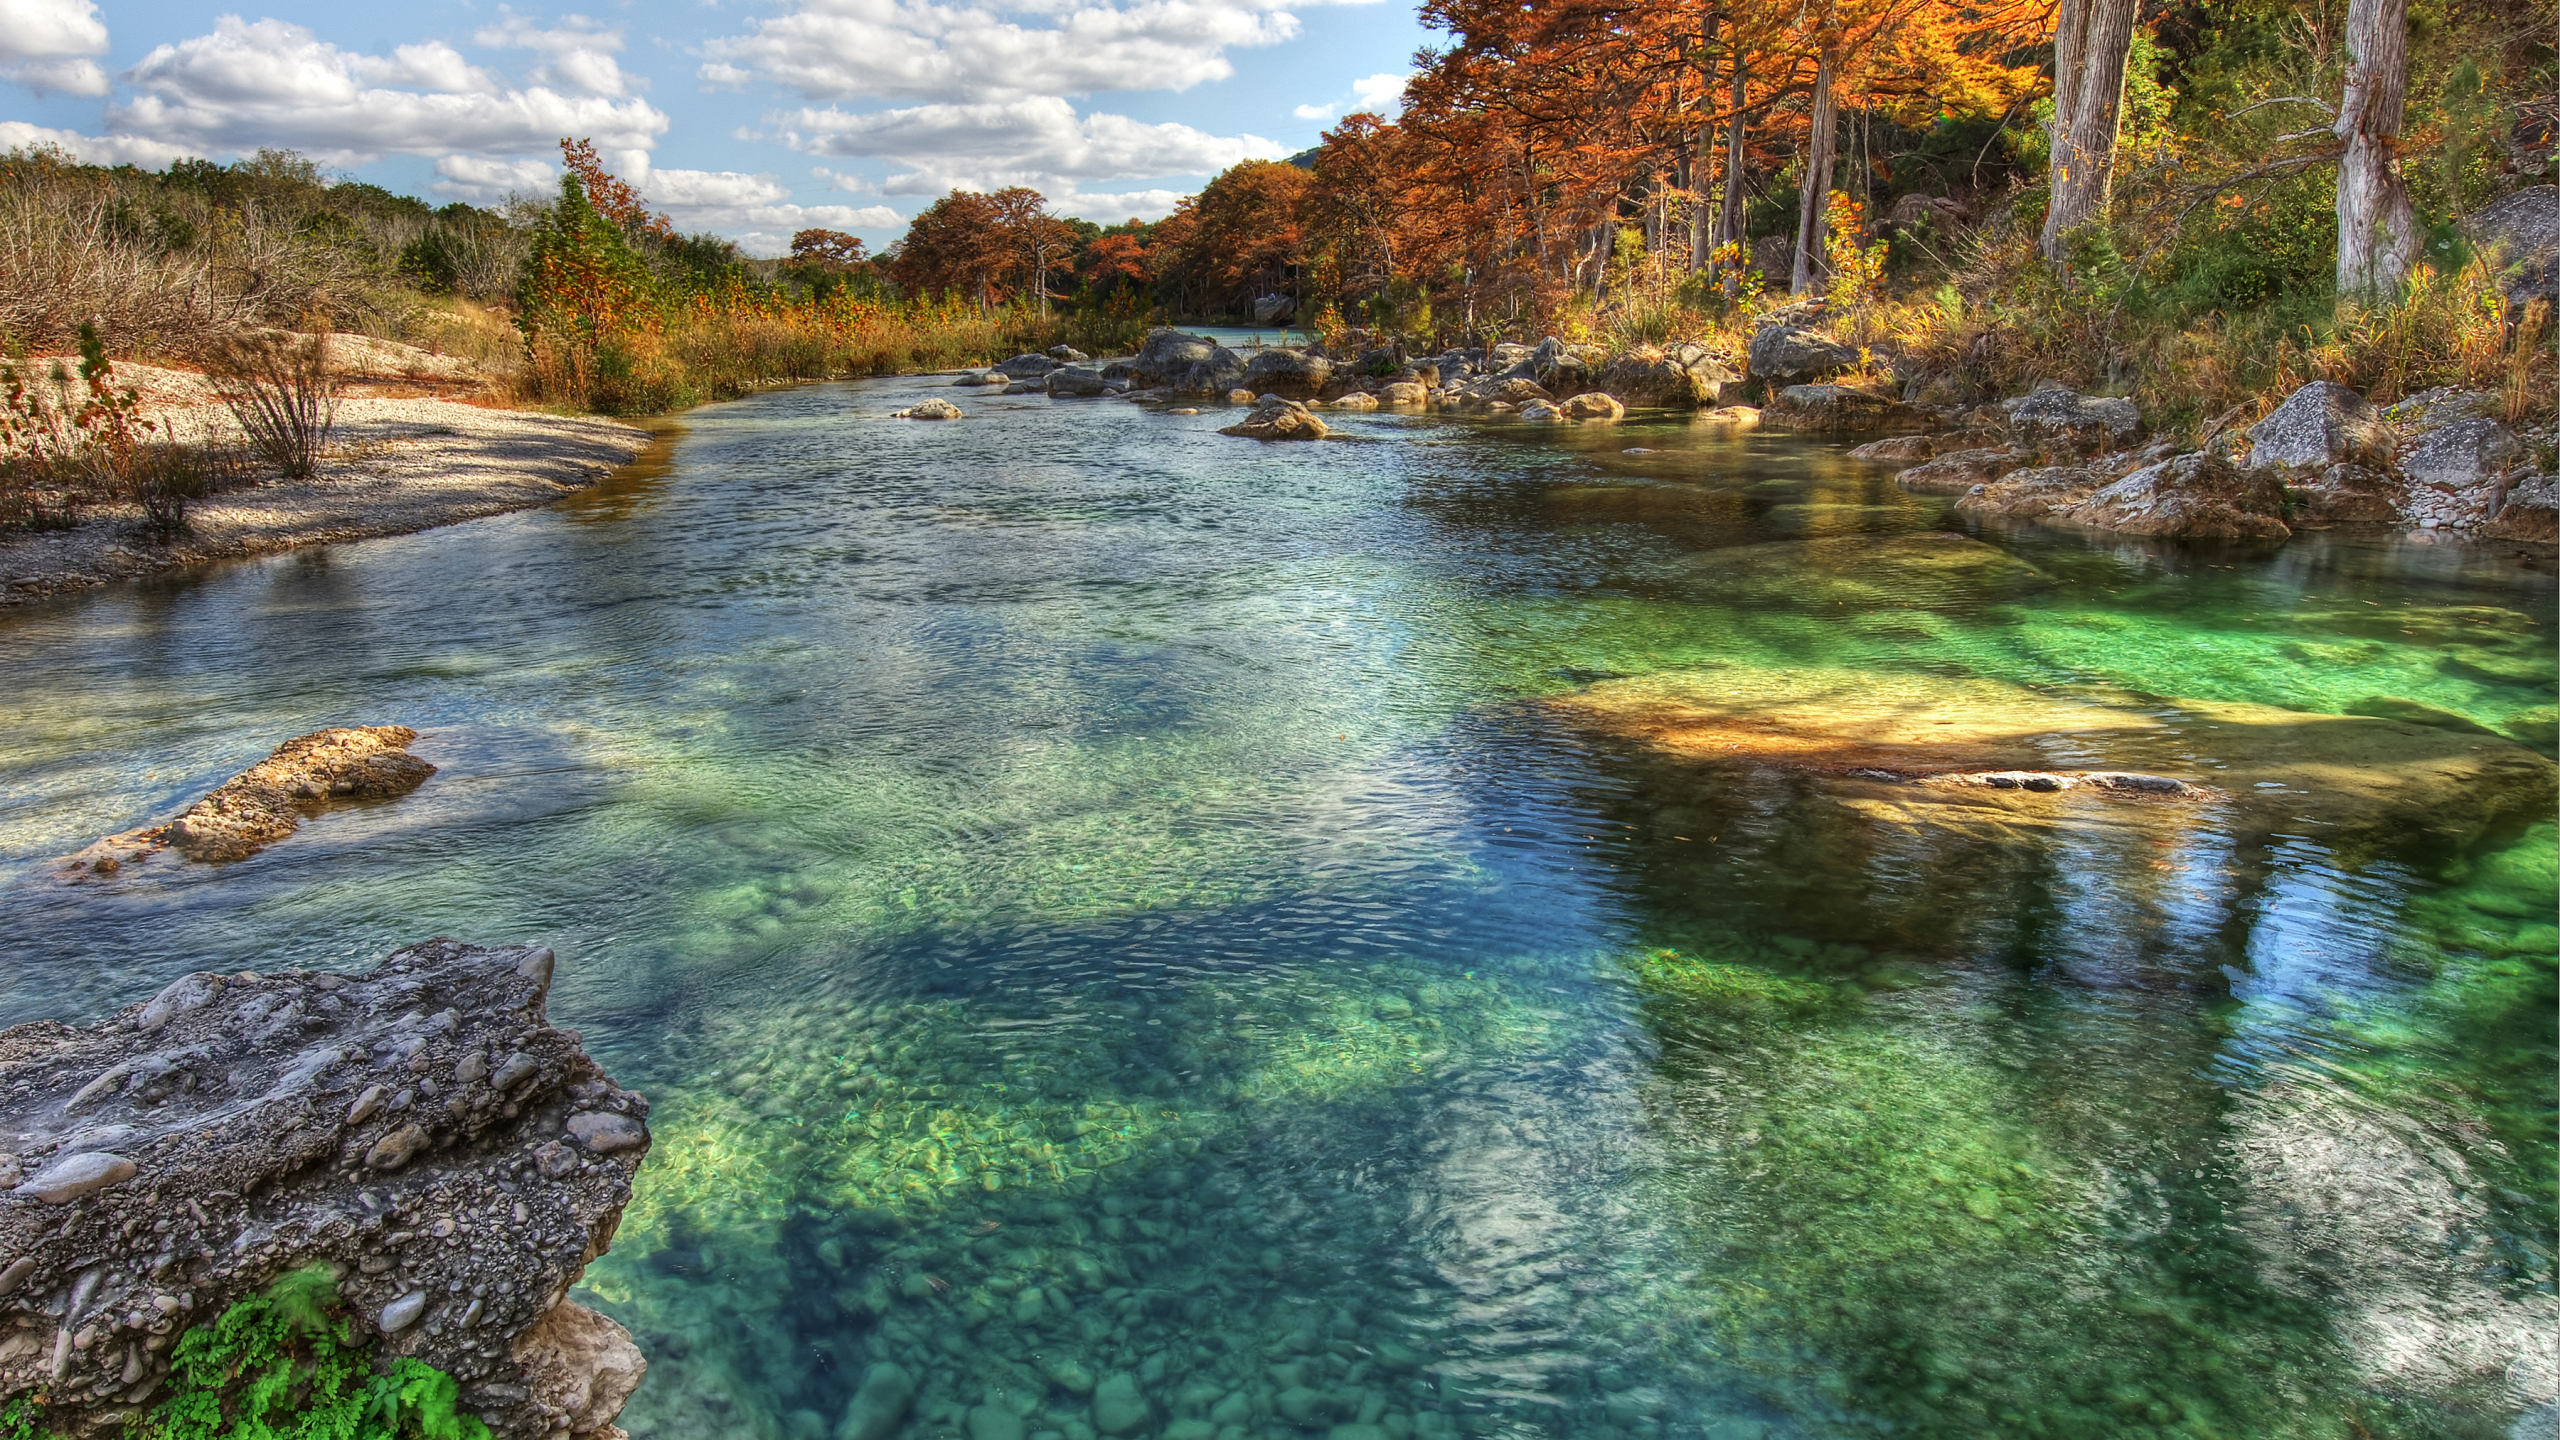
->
[2, 371, 2553, 1440]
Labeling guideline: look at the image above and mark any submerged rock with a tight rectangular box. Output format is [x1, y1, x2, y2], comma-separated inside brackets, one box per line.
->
[69, 726, 433, 873]
[0, 940, 650, 1439]
[1682, 533, 2052, 612]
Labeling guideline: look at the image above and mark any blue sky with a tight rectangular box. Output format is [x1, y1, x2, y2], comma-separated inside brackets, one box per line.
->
[0, 0, 1430, 251]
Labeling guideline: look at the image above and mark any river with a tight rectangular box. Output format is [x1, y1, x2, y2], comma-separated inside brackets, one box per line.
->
[2, 369, 2553, 1440]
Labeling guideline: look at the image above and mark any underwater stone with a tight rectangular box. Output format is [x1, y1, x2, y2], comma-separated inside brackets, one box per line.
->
[969, 1404, 1028, 1440]
[1092, 1372, 1150, 1435]
[837, 1362, 916, 1440]
[1044, 1357, 1097, 1394]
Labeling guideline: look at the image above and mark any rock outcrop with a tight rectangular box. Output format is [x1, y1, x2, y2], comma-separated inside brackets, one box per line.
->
[2060, 452, 2291, 539]
[1893, 448, 2024, 494]
[1217, 397, 1328, 441]
[2247, 382, 2396, 471]
[2398, 417, 2524, 488]
[0, 940, 650, 1440]
[1129, 330, 1245, 396]
[1952, 464, 2108, 520]
[1603, 345, 1735, 407]
[1759, 383, 1933, 432]
[68, 727, 434, 874]
[2285, 463, 2408, 527]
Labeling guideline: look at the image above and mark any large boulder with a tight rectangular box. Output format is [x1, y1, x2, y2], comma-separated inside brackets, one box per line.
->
[1377, 381, 1429, 406]
[1045, 367, 1109, 398]
[1953, 464, 2108, 520]
[2398, 417, 2525, 488]
[2060, 452, 2291, 538]
[1045, 345, 1088, 362]
[1452, 375, 1554, 410]
[995, 353, 1059, 378]
[1241, 349, 1331, 398]
[1748, 322, 1858, 381]
[893, 397, 966, 418]
[0, 941, 650, 1440]
[1761, 383, 1934, 433]
[1218, 397, 1328, 441]
[1526, 337, 1593, 392]
[1251, 293, 1297, 325]
[2461, 185, 2557, 309]
[2247, 382, 2396, 471]
[2002, 388, 2142, 455]
[1604, 345, 1737, 407]
[1130, 329, 1246, 395]
[1558, 392, 1626, 421]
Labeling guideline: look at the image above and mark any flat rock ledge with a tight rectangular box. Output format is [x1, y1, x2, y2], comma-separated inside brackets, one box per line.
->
[0, 940, 650, 1440]
[66, 726, 436, 874]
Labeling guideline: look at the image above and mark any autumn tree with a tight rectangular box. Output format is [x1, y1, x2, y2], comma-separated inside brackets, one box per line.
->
[1155, 161, 1316, 319]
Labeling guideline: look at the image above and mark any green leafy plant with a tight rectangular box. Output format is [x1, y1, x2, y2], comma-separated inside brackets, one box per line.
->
[0, 1267, 493, 1440]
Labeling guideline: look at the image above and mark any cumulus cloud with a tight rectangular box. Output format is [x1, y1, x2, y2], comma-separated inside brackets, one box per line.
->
[0, 0, 111, 96]
[1292, 70, 1406, 121]
[431, 152, 557, 201]
[110, 16, 668, 167]
[1051, 186, 1188, 222]
[473, 10, 631, 97]
[0, 120, 196, 167]
[702, 0, 1305, 103]
[779, 95, 1276, 197]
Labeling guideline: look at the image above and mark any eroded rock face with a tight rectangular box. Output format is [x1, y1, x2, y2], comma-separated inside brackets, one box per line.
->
[2247, 382, 2396, 472]
[0, 941, 649, 1439]
[67, 728, 435, 875]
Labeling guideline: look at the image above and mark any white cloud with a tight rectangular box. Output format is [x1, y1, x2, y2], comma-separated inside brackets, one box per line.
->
[0, 0, 110, 96]
[0, 120, 195, 167]
[431, 152, 557, 200]
[1052, 186, 1186, 222]
[701, 0, 1305, 103]
[473, 10, 631, 97]
[111, 16, 668, 167]
[1294, 70, 1406, 122]
[779, 95, 1276, 197]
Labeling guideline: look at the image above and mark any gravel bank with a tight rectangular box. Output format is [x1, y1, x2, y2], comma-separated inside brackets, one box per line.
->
[3, 383, 654, 607]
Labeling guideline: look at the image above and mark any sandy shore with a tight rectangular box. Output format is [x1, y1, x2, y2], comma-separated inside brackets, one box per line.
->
[2, 356, 653, 607]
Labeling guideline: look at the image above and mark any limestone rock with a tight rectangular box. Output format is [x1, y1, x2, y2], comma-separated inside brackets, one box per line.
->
[951, 370, 1005, 387]
[1517, 402, 1564, 423]
[2001, 388, 2142, 454]
[2381, 387, 2496, 433]
[893, 398, 965, 420]
[1044, 345, 1088, 363]
[1697, 405, 1760, 426]
[1129, 330, 1245, 396]
[1377, 381, 1428, 406]
[1893, 448, 2023, 494]
[1849, 433, 2003, 464]
[0, 940, 649, 1440]
[1044, 368, 1109, 399]
[2287, 463, 2407, 527]
[1603, 346, 1735, 408]
[2461, 185, 2558, 309]
[2061, 452, 2291, 539]
[1251, 293, 1296, 326]
[1761, 384, 1932, 433]
[2247, 382, 2396, 471]
[995, 354, 1058, 379]
[66, 726, 435, 872]
[2481, 474, 2558, 545]
[2398, 417, 2524, 488]
[1558, 393, 1626, 421]
[1218, 398, 1328, 441]
[1953, 465, 2108, 520]
[1328, 392, 1380, 412]
[1241, 349, 1331, 398]
[1747, 323, 1858, 381]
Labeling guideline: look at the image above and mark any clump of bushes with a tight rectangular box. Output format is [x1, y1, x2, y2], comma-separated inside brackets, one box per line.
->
[1, 324, 253, 537]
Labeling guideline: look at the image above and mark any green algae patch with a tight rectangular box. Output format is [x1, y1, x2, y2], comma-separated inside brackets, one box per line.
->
[1680, 534, 2056, 612]
[1626, 948, 1849, 1027]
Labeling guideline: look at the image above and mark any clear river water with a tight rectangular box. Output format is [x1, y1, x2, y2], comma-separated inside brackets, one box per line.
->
[2, 368, 2554, 1440]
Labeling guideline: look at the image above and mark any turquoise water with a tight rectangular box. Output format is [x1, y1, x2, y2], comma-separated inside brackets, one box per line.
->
[1, 376, 2553, 1440]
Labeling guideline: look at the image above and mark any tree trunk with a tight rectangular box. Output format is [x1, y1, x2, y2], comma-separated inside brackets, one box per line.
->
[1791, 49, 1839, 295]
[1720, 55, 1747, 294]
[2040, 0, 2137, 261]
[2334, 0, 2415, 301]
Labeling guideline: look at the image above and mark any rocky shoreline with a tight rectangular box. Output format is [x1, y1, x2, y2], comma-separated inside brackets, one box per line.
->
[950, 324, 2555, 554]
[0, 940, 650, 1439]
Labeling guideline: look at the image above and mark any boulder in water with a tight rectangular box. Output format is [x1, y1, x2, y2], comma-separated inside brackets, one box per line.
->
[1894, 448, 2024, 494]
[1130, 329, 1246, 395]
[1219, 398, 1328, 441]
[1953, 464, 2108, 520]
[996, 353, 1059, 378]
[2060, 452, 2291, 538]
[1559, 392, 1627, 421]
[67, 726, 433, 872]
[894, 397, 966, 419]
[1242, 348, 1331, 398]
[1045, 367, 1109, 398]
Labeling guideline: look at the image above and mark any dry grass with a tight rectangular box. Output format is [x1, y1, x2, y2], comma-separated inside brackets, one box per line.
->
[209, 331, 338, 478]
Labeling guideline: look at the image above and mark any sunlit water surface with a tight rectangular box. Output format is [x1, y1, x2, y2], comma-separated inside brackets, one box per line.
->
[3, 373, 2554, 1440]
